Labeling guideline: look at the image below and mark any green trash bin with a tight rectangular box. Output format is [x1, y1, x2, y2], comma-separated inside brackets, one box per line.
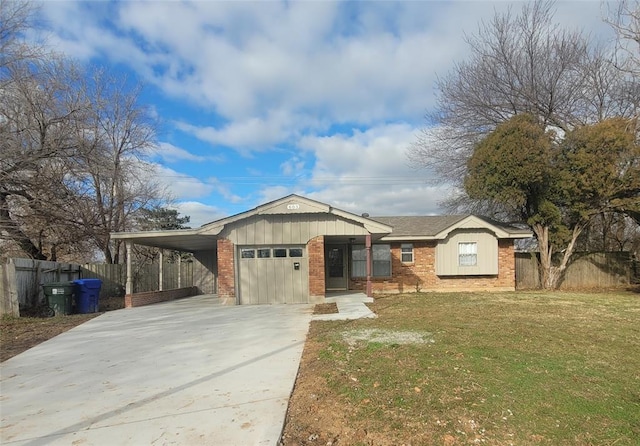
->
[42, 282, 74, 316]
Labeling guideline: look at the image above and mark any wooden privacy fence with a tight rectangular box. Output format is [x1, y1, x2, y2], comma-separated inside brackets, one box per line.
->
[1, 258, 194, 315]
[2, 253, 635, 315]
[82, 262, 194, 296]
[516, 251, 637, 289]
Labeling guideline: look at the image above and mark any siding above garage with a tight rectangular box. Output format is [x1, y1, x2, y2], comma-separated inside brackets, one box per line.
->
[222, 213, 371, 245]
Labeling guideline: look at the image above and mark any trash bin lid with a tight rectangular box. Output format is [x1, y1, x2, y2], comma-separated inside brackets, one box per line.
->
[74, 279, 102, 288]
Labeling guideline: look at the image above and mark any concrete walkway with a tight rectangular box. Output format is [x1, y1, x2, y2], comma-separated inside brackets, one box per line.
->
[0, 295, 312, 446]
[312, 292, 377, 321]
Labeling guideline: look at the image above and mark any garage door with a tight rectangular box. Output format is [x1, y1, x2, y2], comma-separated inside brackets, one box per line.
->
[238, 246, 309, 304]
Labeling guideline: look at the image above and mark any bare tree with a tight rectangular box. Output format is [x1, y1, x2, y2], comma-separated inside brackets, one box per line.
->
[1, 1, 167, 263]
[408, 0, 633, 192]
[0, 0, 43, 71]
[66, 68, 165, 264]
[605, 0, 640, 75]
[1, 57, 87, 260]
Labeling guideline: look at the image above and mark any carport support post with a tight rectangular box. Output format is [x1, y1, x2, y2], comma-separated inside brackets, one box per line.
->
[158, 249, 163, 291]
[177, 254, 182, 288]
[365, 234, 372, 297]
[125, 241, 133, 295]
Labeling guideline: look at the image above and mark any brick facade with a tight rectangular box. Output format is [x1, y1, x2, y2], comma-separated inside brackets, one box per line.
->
[307, 236, 325, 302]
[350, 240, 516, 293]
[217, 238, 236, 300]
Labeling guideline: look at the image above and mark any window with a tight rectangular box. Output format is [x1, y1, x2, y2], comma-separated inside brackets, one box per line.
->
[401, 243, 414, 263]
[352, 245, 366, 277]
[289, 248, 303, 257]
[373, 244, 391, 276]
[257, 248, 271, 258]
[241, 249, 255, 259]
[273, 248, 287, 258]
[351, 244, 392, 277]
[458, 242, 477, 266]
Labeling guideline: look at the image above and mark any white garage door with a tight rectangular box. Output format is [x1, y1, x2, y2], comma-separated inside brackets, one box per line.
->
[238, 246, 309, 304]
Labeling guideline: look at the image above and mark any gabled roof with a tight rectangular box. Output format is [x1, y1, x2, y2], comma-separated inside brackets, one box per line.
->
[374, 215, 532, 240]
[199, 194, 392, 235]
[111, 195, 532, 251]
[372, 215, 467, 237]
[111, 194, 393, 251]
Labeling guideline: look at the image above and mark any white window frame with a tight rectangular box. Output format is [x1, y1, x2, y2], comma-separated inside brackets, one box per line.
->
[458, 242, 478, 266]
[401, 243, 414, 263]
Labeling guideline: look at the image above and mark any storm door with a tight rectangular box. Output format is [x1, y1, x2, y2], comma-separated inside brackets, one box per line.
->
[325, 245, 347, 290]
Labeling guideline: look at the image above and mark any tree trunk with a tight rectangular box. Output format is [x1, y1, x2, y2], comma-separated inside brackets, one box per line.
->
[0, 193, 47, 260]
[531, 223, 554, 289]
[532, 222, 586, 289]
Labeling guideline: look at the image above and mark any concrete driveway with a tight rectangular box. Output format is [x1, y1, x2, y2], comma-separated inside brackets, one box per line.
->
[0, 295, 313, 445]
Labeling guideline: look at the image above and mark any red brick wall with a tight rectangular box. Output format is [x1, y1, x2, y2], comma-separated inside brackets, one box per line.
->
[217, 239, 235, 300]
[125, 287, 198, 308]
[350, 240, 516, 293]
[308, 236, 325, 301]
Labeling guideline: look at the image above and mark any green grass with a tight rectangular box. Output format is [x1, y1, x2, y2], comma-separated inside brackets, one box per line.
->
[313, 291, 640, 445]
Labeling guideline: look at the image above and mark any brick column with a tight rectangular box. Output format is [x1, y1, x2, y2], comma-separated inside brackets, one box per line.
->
[498, 239, 516, 289]
[217, 239, 235, 300]
[307, 236, 325, 302]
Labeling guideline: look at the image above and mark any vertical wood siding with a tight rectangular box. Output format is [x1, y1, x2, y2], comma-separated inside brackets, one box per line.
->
[224, 214, 368, 245]
[435, 230, 498, 276]
[193, 250, 217, 294]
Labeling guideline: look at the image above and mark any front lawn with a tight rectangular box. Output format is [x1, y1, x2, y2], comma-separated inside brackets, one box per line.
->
[282, 291, 640, 445]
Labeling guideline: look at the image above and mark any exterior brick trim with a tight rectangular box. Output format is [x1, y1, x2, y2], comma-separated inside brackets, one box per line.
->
[124, 286, 198, 308]
[349, 240, 517, 293]
[217, 239, 236, 300]
[308, 235, 325, 301]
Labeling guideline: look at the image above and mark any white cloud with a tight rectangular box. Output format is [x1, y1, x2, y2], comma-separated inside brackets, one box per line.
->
[173, 110, 317, 153]
[36, 0, 613, 214]
[306, 124, 448, 216]
[253, 123, 449, 216]
[154, 142, 224, 163]
[153, 165, 215, 201]
[39, 1, 611, 155]
[280, 157, 306, 177]
[171, 201, 225, 228]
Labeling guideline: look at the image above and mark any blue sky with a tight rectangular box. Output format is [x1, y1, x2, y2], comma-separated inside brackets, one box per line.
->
[36, 0, 612, 227]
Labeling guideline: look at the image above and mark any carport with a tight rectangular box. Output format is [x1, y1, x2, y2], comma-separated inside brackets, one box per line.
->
[111, 195, 391, 307]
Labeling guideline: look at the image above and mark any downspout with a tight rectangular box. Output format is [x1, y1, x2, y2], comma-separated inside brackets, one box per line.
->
[365, 234, 372, 297]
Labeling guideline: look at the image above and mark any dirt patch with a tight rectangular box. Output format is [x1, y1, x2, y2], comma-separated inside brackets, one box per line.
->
[341, 328, 434, 346]
[312, 302, 338, 315]
[280, 322, 357, 446]
[1, 314, 99, 362]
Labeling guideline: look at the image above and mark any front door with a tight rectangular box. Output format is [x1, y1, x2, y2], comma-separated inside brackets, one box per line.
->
[325, 245, 347, 290]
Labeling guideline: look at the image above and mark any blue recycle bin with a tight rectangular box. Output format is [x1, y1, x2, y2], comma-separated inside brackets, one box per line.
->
[73, 279, 102, 313]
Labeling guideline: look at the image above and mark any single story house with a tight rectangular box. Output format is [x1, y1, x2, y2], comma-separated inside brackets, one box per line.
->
[111, 194, 532, 305]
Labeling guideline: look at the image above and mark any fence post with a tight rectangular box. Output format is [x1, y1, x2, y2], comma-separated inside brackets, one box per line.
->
[0, 261, 20, 317]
